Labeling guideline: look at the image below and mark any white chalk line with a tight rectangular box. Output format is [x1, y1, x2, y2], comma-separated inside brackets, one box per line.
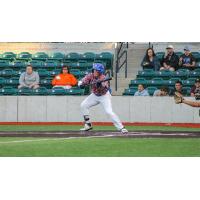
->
[0, 135, 116, 144]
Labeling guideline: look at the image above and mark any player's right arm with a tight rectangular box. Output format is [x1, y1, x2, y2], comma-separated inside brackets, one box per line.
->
[182, 99, 200, 107]
[78, 73, 92, 87]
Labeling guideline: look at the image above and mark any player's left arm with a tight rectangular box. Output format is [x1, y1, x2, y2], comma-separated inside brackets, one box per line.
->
[182, 99, 200, 107]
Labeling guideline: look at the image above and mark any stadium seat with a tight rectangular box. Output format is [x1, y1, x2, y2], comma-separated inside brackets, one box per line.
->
[18, 87, 33, 95]
[182, 78, 196, 87]
[11, 60, 27, 69]
[149, 78, 164, 88]
[65, 53, 80, 61]
[17, 52, 32, 61]
[6, 77, 19, 86]
[123, 87, 137, 95]
[165, 78, 181, 87]
[147, 86, 158, 96]
[32, 87, 48, 95]
[0, 77, 6, 86]
[182, 87, 191, 96]
[156, 70, 173, 80]
[81, 52, 96, 61]
[32, 52, 49, 61]
[0, 60, 11, 69]
[37, 69, 49, 77]
[175, 52, 183, 57]
[0, 86, 17, 95]
[192, 52, 200, 62]
[16, 69, 26, 77]
[0, 52, 16, 61]
[1, 69, 15, 77]
[155, 52, 164, 61]
[78, 62, 94, 71]
[188, 68, 200, 78]
[40, 77, 53, 88]
[44, 60, 60, 70]
[65, 87, 85, 95]
[70, 69, 81, 78]
[172, 69, 189, 79]
[137, 69, 156, 79]
[28, 60, 44, 69]
[49, 87, 67, 95]
[129, 78, 148, 87]
[95, 52, 113, 69]
[49, 52, 65, 61]
[50, 69, 61, 76]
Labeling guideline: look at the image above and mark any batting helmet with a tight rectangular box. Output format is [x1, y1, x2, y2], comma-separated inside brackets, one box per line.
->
[93, 63, 105, 74]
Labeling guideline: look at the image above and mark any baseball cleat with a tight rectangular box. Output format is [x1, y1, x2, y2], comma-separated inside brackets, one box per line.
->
[120, 128, 128, 134]
[80, 123, 93, 131]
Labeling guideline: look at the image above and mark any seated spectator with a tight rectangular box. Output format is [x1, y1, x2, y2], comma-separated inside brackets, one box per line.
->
[141, 48, 160, 71]
[153, 86, 169, 96]
[52, 66, 77, 89]
[191, 78, 200, 98]
[160, 45, 179, 71]
[18, 65, 40, 89]
[170, 80, 184, 95]
[134, 84, 149, 96]
[179, 46, 196, 69]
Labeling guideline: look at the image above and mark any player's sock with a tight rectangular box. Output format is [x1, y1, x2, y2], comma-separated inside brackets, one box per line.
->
[84, 115, 92, 127]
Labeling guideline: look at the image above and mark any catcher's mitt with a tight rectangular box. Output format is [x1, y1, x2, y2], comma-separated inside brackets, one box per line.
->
[174, 92, 184, 104]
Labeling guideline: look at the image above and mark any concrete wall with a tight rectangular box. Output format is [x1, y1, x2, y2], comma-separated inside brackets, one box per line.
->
[0, 96, 199, 123]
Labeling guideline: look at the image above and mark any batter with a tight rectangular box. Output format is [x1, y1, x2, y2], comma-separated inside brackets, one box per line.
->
[78, 63, 128, 133]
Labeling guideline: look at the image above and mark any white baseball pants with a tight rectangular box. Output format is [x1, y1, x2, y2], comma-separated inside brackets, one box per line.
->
[80, 91, 124, 130]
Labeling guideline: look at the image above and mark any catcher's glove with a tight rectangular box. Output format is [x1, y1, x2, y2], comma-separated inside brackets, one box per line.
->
[174, 92, 184, 104]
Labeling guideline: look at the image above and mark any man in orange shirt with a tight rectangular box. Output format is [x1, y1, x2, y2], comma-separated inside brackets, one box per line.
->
[52, 66, 77, 89]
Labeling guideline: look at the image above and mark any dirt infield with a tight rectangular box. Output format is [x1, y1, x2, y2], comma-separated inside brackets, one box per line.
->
[0, 130, 200, 138]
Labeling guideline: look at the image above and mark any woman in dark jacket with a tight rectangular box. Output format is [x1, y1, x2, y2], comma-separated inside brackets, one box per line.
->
[141, 48, 160, 71]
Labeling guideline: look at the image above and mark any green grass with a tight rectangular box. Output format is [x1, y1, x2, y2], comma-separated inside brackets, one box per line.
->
[0, 125, 200, 132]
[0, 137, 200, 156]
[0, 125, 200, 156]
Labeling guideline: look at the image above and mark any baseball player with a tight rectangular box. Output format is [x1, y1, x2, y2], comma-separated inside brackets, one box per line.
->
[174, 92, 200, 107]
[78, 63, 128, 133]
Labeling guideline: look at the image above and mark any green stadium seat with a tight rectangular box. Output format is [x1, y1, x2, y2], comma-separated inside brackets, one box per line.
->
[188, 68, 200, 78]
[32, 52, 49, 61]
[192, 52, 200, 62]
[0, 77, 6, 86]
[95, 52, 113, 69]
[156, 70, 173, 80]
[123, 87, 137, 95]
[129, 78, 148, 87]
[32, 87, 48, 95]
[81, 52, 96, 61]
[17, 52, 32, 61]
[0, 86, 17, 95]
[182, 78, 196, 87]
[44, 60, 60, 70]
[6, 77, 19, 86]
[196, 62, 200, 67]
[155, 52, 164, 61]
[40, 77, 53, 87]
[50, 69, 61, 76]
[0, 60, 11, 69]
[37, 69, 49, 77]
[172, 69, 189, 79]
[65, 53, 80, 61]
[149, 78, 164, 88]
[175, 52, 183, 57]
[65, 87, 85, 95]
[182, 87, 191, 96]
[49, 52, 65, 61]
[165, 78, 181, 87]
[78, 62, 93, 71]
[70, 69, 81, 78]
[1, 69, 15, 77]
[18, 87, 33, 95]
[50, 87, 66, 95]
[0, 52, 16, 61]
[11, 60, 27, 69]
[137, 69, 156, 79]
[16, 69, 26, 77]
[147, 86, 158, 96]
[28, 60, 44, 69]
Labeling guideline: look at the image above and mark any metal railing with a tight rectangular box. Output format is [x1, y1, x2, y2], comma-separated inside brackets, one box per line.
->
[115, 42, 129, 91]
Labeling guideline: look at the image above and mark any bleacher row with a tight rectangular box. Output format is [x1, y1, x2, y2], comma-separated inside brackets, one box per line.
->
[123, 51, 200, 96]
[0, 51, 113, 95]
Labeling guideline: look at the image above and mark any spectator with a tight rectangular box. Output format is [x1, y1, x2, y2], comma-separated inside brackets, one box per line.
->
[18, 65, 40, 89]
[141, 48, 160, 71]
[191, 78, 200, 98]
[153, 86, 169, 96]
[52, 66, 77, 89]
[160, 45, 179, 71]
[170, 80, 184, 95]
[134, 84, 149, 96]
[179, 46, 196, 69]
